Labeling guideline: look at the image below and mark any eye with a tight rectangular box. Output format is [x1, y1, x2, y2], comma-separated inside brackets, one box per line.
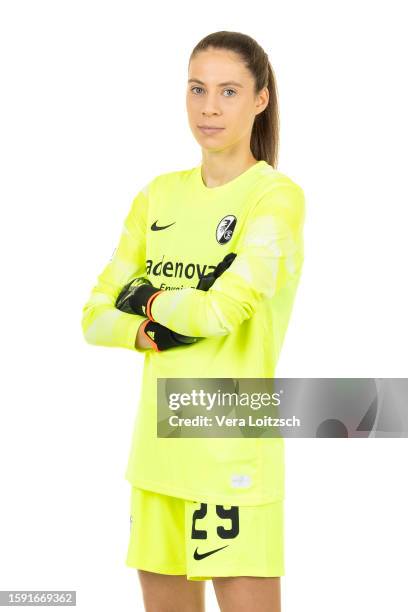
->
[189, 86, 237, 97]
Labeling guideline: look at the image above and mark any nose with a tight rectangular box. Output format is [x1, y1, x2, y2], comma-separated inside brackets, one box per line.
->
[200, 91, 221, 115]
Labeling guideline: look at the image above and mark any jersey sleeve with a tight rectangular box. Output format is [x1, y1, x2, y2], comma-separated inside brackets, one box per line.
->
[150, 181, 305, 337]
[81, 183, 150, 352]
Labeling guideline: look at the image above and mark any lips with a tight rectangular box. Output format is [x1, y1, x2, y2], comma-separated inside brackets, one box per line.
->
[198, 126, 225, 135]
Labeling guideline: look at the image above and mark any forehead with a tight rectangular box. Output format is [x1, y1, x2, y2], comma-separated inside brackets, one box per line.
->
[188, 48, 249, 83]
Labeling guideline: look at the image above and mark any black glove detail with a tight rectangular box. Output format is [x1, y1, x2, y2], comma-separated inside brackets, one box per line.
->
[196, 252, 237, 291]
[142, 320, 199, 352]
[115, 277, 160, 317]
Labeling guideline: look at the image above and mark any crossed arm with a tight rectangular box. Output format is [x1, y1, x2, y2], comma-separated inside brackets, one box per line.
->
[81, 179, 305, 352]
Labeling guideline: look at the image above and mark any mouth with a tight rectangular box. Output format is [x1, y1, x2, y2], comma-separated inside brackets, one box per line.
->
[198, 125, 225, 135]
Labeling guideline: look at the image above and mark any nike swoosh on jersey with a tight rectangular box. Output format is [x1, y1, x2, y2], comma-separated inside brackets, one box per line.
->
[151, 220, 176, 231]
[193, 545, 229, 560]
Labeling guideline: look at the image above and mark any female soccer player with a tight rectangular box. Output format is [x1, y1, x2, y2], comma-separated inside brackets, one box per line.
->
[82, 30, 305, 612]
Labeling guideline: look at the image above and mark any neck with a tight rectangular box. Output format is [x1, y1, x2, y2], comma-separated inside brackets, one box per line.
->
[200, 153, 258, 188]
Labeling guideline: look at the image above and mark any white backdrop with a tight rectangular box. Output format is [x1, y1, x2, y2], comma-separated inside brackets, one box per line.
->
[0, 1, 407, 610]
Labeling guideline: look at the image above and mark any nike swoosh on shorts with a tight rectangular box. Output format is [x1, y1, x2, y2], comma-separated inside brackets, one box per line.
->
[193, 545, 229, 560]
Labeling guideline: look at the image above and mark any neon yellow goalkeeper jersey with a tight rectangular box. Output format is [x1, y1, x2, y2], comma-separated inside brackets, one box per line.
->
[81, 160, 305, 506]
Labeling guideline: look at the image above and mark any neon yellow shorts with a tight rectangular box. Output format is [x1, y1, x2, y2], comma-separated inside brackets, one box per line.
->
[125, 486, 285, 581]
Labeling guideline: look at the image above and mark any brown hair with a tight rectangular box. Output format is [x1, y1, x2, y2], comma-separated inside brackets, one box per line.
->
[189, 30, 279, 168]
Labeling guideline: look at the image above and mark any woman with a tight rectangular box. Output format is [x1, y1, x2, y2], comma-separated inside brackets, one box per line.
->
[82, 30, 305, 612]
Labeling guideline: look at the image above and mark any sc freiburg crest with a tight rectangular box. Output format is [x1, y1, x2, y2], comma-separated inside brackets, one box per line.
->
[216, 215, 237, 244]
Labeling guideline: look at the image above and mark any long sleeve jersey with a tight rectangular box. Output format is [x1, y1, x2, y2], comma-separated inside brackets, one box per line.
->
[81, 160, 305, 506]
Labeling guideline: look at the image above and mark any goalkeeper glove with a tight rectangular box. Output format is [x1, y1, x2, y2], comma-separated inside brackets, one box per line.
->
[116, 277, 199, 351]
[115, 277, 162, 319]
[138, 320, 199, 352]
[196, 252, 237, 290]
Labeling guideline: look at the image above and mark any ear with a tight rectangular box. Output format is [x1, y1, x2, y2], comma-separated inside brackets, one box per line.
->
[255, 86, 269, 115]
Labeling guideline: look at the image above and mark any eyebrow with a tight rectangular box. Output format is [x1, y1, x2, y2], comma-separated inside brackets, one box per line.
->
[188, 78, 244, 88]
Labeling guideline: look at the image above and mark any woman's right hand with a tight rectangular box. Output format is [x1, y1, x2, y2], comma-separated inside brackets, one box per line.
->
[135, 320, 199, 352]
[135, 321, 154, 350]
